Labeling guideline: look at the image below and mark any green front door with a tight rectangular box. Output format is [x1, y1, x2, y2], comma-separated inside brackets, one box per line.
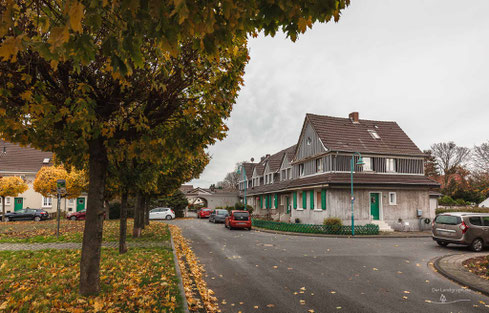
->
[370, 193, 380, 220]
[76, 197, 86, 212]
[14, 198, 23, 211]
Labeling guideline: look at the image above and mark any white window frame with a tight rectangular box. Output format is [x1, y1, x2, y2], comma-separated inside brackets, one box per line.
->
[368, 130, 381, 139]
[363, 157, 372, 172]
[316, 158, 323, 173]
[386, 158, 396, 173]
[299, 164, 305, 177]
[5, 197, 11, 205]
[389, 192, 397, 205]
[42, 196, 52, 208]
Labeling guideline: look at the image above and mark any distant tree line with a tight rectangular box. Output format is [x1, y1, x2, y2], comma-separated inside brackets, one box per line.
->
[425, 141, 489, 205]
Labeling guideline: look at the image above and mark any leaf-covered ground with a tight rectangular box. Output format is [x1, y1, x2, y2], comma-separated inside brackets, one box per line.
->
[169, 224, 220, 312]
[0, 247, 183, 312]
[463, 255, 489, 279]
[0, 219, 170, 243]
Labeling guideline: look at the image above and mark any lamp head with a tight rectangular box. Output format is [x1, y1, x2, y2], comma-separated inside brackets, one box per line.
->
[356, 156, 364, 166]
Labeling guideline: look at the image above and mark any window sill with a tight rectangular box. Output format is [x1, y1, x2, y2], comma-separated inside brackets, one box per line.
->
[313, 209, 323, 212]
[296, 208, 304, 211]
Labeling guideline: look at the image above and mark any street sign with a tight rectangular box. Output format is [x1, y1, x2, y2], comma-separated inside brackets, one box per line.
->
[56, 179, 66, 196]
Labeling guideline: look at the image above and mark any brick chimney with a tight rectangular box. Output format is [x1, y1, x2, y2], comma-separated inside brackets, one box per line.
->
[349, 112, 359, 123]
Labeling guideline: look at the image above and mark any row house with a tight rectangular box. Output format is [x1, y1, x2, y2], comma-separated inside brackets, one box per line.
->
[0, 140, 88, 214]
[238, 112, 440, 231]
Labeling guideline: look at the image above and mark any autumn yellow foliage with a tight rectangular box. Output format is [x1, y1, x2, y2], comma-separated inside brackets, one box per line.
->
[33, 165, 87, 199]
[0, 176, 28, 199]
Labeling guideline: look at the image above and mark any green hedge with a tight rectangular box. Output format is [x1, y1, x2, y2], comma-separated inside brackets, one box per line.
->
[435, 207, 489, 215]
[252, 219, 379, 235]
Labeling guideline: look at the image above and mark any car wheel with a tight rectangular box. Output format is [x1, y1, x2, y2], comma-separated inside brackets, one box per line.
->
[34, 216, 41, 222]
[436, 241, 448, 247]
[470, 238, 484, 252]
[4, 217, 9, 222]
[248, 227, 252, 231]
[166, 215, 172, 220]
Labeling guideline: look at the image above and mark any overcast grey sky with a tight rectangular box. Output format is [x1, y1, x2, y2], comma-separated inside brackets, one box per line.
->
[190, 0, 489, 188]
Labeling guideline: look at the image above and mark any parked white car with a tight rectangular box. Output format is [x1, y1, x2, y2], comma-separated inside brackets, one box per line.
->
[149, 207, 175, 220]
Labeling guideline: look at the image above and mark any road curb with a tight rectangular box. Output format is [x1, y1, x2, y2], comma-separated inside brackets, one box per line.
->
[433, 252, 489, 297]
[170, 235, 190, 313]
[253, 226, 432, 239]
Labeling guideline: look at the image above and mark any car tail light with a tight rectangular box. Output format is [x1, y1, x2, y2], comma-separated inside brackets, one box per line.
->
[459, 221, 469, 234]
[171, 210, 174, 214]
[432, 219, 435, 227]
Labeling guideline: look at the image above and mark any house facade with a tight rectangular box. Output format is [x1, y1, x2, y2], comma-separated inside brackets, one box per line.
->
[238, 113, 440, 231]
[0, 140, 87, 214]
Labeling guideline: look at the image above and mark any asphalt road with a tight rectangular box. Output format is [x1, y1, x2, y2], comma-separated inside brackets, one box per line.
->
[169, 218, 489, 313]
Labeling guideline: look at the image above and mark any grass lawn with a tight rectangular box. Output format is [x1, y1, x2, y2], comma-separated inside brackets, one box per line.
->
[0, 247, 183, 312]
[463, 255, 489, 280]
[0, 219, 170, 243]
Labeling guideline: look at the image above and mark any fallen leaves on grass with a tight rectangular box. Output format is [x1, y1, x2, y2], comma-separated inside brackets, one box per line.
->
[0, 247, 181, 312]
[170, 224, 219, 312]
[0, 219, 170, 243]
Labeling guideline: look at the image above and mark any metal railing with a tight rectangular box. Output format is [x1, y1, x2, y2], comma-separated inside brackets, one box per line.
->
[252, 219, 379, 235]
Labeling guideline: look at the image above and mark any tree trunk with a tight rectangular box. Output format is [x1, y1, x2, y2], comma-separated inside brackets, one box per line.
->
[144, 195, 150, 226]
[79, 138, 108, 296]
[119, 190, 128, 254]
[104, 200, 110, 220]
[133, 192, 143, 238]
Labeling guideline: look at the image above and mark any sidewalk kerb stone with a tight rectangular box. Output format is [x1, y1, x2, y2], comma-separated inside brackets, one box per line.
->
[433, 252, 489, 297]
[170, 235, 190, 313]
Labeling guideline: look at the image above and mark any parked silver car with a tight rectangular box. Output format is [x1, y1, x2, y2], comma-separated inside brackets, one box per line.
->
[432, 212, 489, 252]
[209, 209, 228, 223]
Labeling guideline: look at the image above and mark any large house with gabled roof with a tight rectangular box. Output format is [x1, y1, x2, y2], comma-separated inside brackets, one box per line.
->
[238, 112, 440, 231]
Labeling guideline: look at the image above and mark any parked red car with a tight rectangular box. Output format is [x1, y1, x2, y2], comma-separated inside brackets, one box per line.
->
[67, 210, 86, 221]
[66, 210, 106, 221]
[225, 210, 252, 230]
[197, 208, 212, 219]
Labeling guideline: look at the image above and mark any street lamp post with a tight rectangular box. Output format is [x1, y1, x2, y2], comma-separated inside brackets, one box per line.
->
[350, 152, 364, 236]
[237, 165, 247, 208]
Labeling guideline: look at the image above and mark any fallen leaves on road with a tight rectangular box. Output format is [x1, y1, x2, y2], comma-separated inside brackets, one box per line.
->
[169, 224, 220, 312]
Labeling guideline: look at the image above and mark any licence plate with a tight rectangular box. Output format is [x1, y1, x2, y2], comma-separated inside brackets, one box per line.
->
[238, 222, 246, 225]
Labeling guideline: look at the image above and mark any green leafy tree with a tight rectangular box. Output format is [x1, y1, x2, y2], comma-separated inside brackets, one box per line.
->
[152, 190, 189, 218]
[0, 0, 350, 296]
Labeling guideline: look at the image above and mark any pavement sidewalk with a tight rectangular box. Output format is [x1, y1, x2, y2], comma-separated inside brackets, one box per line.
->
[434, 252, 489, 297]
[253, 226, 432, 238]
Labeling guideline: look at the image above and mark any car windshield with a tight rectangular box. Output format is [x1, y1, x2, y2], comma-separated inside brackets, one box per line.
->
[217, 210, 227, 215]
[435, 215, 461, 225]
[203, 209, 211, 212]
[234, 212, 249, 220]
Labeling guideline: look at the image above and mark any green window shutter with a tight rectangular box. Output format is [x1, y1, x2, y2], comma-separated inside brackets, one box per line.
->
[321, 189, 327, 210]
[260, 195, 263, 208]
[293, 192, 297, 209]
[302, 191, 306, 209]
[274, 194, 278, 208]
[310, 191, 314, 210]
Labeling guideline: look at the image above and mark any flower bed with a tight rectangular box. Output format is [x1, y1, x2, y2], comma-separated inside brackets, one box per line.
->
[252, 219, 379, 235]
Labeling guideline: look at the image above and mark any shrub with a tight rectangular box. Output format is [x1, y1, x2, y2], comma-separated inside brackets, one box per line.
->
[108, 201, 135, 219]
[455, 198, 468, 206]
[439, 195, 456, 206]
[323, 217, 342, 226]
[294, 218, 301, 224]
[323, 217, 342, 233]
[436, 207, 489, 215]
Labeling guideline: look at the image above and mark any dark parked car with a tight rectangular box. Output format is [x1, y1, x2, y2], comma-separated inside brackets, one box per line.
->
[2, 209, 49, 222]
[225, 210, 252, 230]
[209, 209, 228, 223]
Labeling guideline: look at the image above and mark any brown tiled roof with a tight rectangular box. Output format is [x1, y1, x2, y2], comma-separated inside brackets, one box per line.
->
[0, 140, 53, 173]
[242, 162, 256, 180]
[267, 145, 296, 173]
[180, 185, 194, 194]
[245, 173, 439, 195]
[306, 114, 425, 157]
